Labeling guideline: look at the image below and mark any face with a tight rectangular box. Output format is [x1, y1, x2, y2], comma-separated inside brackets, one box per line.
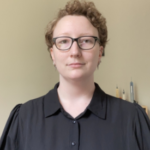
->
[50, 15, 103, 81]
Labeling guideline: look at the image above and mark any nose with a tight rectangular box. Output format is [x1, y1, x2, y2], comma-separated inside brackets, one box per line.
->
[70, 40, 82, 58]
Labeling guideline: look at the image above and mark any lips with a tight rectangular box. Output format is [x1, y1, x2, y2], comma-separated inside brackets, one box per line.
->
[68, 63, 85, 66]
[67, 62, 85, 68]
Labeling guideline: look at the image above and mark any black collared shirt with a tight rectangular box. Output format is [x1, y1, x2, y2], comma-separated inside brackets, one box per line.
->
[0, 83, 150, 150]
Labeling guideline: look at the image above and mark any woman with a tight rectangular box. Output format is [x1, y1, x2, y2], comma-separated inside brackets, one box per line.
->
[0, 0, 150, 150]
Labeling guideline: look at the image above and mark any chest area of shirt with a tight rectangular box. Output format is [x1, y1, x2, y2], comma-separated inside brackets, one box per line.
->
[20, 113, 134, 150]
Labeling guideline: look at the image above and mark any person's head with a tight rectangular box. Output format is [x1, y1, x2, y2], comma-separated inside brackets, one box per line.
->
[45, 0, 108, 51]
[45, 0, 108, 81]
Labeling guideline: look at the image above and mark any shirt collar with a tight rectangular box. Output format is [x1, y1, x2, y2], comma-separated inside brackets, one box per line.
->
[87, 83, 107, 119]
[44, 82, 107, 119]
[44, 83, 60, 118]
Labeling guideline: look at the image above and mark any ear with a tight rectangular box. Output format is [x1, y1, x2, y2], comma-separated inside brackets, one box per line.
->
[50, 48, 55, 61]
[98, 46, 103, 61]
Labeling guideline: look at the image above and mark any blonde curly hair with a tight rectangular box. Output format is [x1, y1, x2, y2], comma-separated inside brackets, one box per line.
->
[45, 0, 108, 50]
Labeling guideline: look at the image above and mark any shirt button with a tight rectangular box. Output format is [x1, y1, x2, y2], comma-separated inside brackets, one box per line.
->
[71, 142, 76, 146]
[73, 120, 76, 124]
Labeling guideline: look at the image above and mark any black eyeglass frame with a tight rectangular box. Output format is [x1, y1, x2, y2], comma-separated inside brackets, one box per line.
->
[52, 36, 100, 51]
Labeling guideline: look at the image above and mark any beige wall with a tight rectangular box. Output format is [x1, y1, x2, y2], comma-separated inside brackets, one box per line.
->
[94, 0, 150, 115]
[0, 0, 150, 136]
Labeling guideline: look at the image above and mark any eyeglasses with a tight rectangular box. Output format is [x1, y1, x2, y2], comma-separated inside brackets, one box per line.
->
[52, 36, 100, 51]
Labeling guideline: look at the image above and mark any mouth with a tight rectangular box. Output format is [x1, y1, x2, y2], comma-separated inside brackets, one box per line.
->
[67, 63, 85, 68]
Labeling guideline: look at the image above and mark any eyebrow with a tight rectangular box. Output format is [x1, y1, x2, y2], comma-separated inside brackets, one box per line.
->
[56, 33, 96, 37]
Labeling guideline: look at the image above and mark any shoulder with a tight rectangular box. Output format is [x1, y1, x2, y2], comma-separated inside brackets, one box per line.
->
[105, 94, 139, 119]
[19, 94, 46, 119]
[106, 94, 135, 109]
[19, 86, 57, 119]
[105, 94, 150, 149]
[20, 95, 44, 111]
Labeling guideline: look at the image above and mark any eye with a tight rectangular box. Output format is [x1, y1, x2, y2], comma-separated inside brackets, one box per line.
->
[60, 40, 68, 44]
[79, 38, 93, 44]
[82, 39, 90, 43]
[56, 38, 71, 45]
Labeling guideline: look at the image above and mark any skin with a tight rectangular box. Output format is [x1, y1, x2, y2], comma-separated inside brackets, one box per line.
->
[50, 15, 103, 118]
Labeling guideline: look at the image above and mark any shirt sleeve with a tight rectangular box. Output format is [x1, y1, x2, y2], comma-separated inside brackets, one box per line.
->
[134, 103, 150, 149]
[0, 104, 22, 150]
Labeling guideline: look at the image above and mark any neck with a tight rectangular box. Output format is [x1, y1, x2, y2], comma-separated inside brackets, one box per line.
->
[57, 76, 95, 104]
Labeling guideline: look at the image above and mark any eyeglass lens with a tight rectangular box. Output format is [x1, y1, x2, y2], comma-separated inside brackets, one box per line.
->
[55, 37, 96, 50]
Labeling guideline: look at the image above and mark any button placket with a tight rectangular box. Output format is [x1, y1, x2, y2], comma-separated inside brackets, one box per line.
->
[73, 120, 76, 124]
[70, 119, 79, 149]
[71, 142, 76, 146]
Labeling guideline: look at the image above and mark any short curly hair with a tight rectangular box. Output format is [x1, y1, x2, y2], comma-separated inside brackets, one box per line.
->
[45, 0, 108, 50]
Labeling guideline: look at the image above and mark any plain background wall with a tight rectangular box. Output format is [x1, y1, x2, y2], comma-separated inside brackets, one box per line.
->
[0, 0, 150, 136]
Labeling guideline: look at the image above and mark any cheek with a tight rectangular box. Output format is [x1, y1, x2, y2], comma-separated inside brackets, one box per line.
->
[90, 51, 101, 68]
[53, 52, 67, 66]
[82, 53, 99, 70]
[89, 51, 100, 64]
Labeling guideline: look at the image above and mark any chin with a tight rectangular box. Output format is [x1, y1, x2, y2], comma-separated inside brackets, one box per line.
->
[62, 72, 93, 81]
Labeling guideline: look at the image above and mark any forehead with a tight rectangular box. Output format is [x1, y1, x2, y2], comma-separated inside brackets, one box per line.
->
[53, 15, 99, 37]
